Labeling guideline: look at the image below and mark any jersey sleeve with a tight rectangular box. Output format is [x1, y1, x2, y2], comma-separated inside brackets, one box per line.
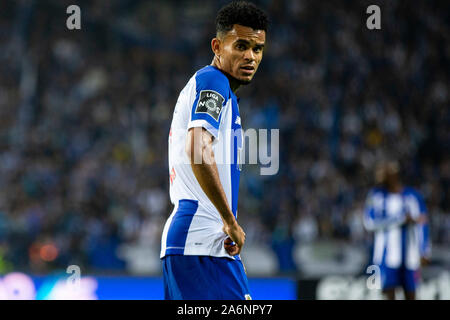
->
[414, 190, 432, 258]
[187, 70, 229, 139]
[363, 189, 381, 231]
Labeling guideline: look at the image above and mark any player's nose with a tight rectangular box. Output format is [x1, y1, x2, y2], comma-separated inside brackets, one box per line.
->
[243, 49, 256, 62]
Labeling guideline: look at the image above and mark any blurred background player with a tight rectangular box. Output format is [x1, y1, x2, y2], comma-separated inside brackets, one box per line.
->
[363, 161, 431, 300]
[160, 1, 268, 300]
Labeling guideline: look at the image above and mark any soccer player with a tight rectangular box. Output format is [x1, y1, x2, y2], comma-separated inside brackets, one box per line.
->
[160, 1, 268, 300]
[363, 161, 431, 300]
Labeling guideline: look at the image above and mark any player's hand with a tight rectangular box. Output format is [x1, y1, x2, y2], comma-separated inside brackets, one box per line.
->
[415, 215, 427, 224]
[224, 237, 240, 256]
[223, 220, 245, 255]
[405, 213, 427, 225]
[420, 257, 430, 267]
[404, 214, 416, 225]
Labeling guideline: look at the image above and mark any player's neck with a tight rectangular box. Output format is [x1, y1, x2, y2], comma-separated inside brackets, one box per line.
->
[210, 59, 241, 93]
[388, 183, 403, 193]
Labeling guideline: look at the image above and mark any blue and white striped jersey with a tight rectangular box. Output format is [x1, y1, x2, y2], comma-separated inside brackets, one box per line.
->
[160, 65, 243, 259]
[363, 187, 431, 270]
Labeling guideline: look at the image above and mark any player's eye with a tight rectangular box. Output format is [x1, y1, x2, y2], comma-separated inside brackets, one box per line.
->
[253, 46, 263, 53]
[236, 43, 247, 51]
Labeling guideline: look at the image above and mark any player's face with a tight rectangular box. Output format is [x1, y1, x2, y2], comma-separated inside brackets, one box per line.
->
[217, 24, 266, 84]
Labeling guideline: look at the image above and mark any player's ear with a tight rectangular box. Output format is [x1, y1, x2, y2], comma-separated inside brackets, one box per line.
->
[211, 37, 221, 57]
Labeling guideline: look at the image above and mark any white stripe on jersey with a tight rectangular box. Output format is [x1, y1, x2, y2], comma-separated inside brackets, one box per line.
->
[373, 230, 385, 266]
[385, 194, 403, 268]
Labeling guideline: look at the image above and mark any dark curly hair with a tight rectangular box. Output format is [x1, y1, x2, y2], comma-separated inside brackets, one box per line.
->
[215, 1, 268, 36]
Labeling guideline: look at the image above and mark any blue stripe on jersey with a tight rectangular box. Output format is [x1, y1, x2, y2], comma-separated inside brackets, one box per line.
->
[230, 95, 242, 217]
[165, 199, 199, 255]
[191, 66, 229, 130]
[421, 223, 430, 256]
[401, 224, 407, 261]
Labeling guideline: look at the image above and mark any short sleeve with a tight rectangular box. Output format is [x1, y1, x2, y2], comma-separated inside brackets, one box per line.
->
[188, 67, 229, 139]
[414, 190, 427, 213]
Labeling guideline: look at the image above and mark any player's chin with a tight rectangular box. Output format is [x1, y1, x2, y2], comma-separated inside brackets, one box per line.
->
[237, 77, 252, 85]
[235, 71, 254, 84]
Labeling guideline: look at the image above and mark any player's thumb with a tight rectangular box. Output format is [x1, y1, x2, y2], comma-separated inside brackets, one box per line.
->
[222, 225, 228, 235]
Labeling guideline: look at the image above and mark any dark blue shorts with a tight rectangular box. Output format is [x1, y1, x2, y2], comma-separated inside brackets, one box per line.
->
[162, 255, 251, 300]
[380, 265, 421, 292]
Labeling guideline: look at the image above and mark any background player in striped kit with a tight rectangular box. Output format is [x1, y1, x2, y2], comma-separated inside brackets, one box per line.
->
[364, 161, 431, 300]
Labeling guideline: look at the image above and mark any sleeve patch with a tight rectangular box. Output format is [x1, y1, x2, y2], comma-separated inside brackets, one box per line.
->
[194, 90, 225, 121]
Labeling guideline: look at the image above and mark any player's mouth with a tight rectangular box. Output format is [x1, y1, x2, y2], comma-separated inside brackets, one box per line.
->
[240, 65, 255, 75]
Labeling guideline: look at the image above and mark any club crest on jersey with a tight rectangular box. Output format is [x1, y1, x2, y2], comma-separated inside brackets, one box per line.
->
[195, 90, 224, 121]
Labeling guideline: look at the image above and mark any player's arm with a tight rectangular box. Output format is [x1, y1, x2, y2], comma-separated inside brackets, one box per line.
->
[364, 210, 406, 231]
[419, 212, 431, 266]
[185, 127, 245, 255]
[415, 191, 431, 264]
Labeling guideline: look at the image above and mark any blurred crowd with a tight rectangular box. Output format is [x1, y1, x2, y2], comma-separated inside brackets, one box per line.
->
[0, 0, 448, 275]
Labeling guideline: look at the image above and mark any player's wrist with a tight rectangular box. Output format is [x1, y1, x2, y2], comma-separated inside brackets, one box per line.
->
[223, 215, 238, 228]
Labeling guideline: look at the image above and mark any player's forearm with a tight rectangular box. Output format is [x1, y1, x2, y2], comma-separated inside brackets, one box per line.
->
[186, 128, 236, 227]
[364, 214, 406, 231]
[191, 160, 236, 226]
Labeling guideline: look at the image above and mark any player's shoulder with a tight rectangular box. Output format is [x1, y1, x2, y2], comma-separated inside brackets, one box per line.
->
[402, 186, 423, 198]
[368, 186, 385, 196]
[194, 65, 231, 99]
[403, 186, 427, 211]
